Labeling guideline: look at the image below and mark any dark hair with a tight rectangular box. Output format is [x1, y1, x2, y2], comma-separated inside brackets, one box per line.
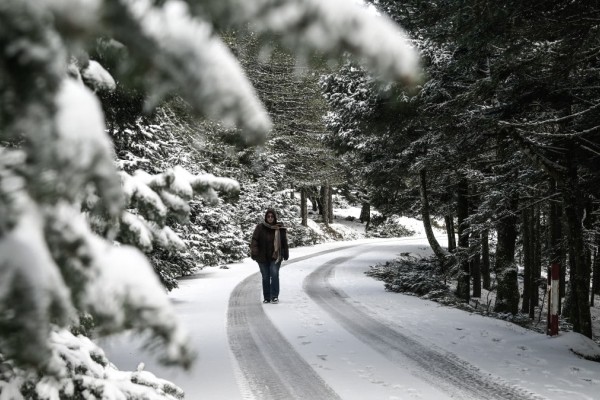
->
[264, 208, 278, 223]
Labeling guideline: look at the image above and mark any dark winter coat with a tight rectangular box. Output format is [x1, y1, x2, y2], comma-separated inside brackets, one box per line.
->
[250, 209, 289, 263]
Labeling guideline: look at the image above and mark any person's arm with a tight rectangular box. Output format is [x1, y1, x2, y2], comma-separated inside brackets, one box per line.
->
[250, 225, 260, 260]
[281, 229, 289, 261]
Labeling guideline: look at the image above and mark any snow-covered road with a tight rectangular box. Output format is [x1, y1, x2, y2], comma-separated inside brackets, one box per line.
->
[101, 238, 600, 400]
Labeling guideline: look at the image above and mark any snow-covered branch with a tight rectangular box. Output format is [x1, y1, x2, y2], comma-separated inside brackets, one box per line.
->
[118, 167, 239, 251]
[111, 0, 272, 143]
[1, 0, 422, 392]
[193, 0, 420, 83]
[1, 329, 185, 400]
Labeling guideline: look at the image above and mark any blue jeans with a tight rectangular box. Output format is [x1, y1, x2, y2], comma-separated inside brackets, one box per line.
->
[258, 260, 281, 300]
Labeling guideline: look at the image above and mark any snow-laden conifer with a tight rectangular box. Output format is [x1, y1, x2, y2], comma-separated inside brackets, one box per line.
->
[0, 0, 419, 397]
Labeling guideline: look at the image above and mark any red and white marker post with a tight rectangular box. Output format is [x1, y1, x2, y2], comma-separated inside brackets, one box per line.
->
[547, 263, 560, 336]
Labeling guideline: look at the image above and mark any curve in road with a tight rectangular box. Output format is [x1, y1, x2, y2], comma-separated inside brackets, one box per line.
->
[303, 254, 547, 400]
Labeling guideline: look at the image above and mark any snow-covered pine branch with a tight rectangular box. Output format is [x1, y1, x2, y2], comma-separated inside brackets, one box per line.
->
[119, 0, 272, 144]
[1, 0, 420, 394]
[118, 166, 239, 252]
[46, 0, 272, 143]
[1, 329, 184, 400]
[192, 0, 420, 83]
[121, 171, 170, 225]
[85, 237, 194, 368]
[0, 203, 75, 367]
[81, 60, 117, 92]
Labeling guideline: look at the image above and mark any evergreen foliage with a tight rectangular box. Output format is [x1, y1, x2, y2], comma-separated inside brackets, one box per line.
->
[0, 0, 418, 397]
[366, 214, 415, 238]
[366, 256, 450, 300]
[234, 31, 349, 229]
[323, 0, 600, 337]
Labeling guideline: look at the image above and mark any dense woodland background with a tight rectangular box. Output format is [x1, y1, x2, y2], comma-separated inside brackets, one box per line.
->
[2, 0, 600, 398]
[103, 0, 600, 340]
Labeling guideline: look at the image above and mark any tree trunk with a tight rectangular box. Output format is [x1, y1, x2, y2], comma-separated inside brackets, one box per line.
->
[560, 154, 592, 338]
[494, 194, 520, 314]
[532, 205, 541, 310]
[593, 201, 600, 302]
[471, 231, 481, 298]
[445, 215, 456, 252]
[470, 191, 481, 298]
[591, 248, 598, 306]
[585, 202, 597, 306]
[419, 169, 449, 259]
[311, 196, 318, 212]
[593, 229, 600, 299]
[591, 244, 600, 306]
[360, 201, 371, 233]
[328, 185, 333, 223]
[300, 188, 308, 227]
[548, 178, 564, 314]
[559, 216, 567, 313]
[521, 207, 533, 315]
[360, 202, 371, 223]
[316, 198, 323, 215]
[319, 186, 325, 216]
[481, 229, 491, 290]
[455, 176, 470, 302]
[320, 184, 330, 227]
[530, 205, 541, 317]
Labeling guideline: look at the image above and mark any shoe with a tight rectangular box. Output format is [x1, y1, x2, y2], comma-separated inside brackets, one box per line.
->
[272, 298, 279, 304]
[263, 299, 270, 304]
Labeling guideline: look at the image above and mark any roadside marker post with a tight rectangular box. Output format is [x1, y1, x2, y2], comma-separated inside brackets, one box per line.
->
[547, 263, 560, 336]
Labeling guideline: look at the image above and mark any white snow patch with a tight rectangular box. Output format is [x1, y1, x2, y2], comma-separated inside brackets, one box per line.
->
[81, 60, 116, 91]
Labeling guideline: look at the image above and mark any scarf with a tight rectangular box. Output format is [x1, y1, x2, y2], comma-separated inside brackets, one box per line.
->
[262, 222, 283, 262]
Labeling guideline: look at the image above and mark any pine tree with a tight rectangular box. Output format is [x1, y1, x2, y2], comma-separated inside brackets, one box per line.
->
[233, 33, 346, 227]
[326, 0, 600, 335]
[0, 0, 419, 396]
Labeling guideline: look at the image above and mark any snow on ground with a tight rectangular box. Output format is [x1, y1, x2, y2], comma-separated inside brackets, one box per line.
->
[332, 243, 600, 400]
[326, 203, 441, 239]
[101, 216, 600, 400]
[317, 205, 367, 238]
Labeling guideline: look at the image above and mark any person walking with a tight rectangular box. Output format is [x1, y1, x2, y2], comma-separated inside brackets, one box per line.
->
[250, 208, 289, 303]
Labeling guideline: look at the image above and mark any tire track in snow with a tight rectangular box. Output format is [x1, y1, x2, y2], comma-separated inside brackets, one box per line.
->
[304, 256, 547, 400]
[227, 246, 359, 399]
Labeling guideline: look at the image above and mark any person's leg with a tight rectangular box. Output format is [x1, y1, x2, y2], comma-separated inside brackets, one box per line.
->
[270, 261, 281, 300]
[258, 262, 271, 301]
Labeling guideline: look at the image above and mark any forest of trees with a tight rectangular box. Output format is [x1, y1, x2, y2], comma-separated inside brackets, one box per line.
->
[322, 0, 600, 339]
[3, 0, 600, 398]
